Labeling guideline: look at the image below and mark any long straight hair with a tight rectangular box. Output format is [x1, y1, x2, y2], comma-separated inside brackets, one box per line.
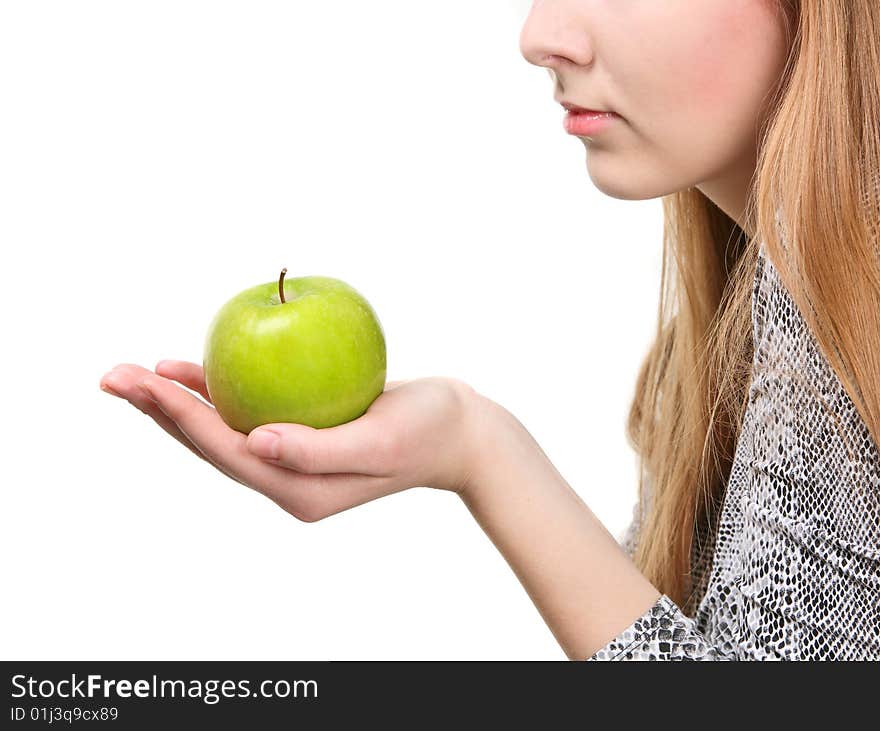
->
[629, 0, 880, 610]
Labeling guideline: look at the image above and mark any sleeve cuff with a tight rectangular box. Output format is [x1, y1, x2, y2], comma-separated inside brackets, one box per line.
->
[585, 594, 734, 661]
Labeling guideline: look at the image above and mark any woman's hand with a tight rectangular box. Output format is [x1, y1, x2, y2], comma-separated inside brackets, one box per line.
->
[99, 361, 486, 521]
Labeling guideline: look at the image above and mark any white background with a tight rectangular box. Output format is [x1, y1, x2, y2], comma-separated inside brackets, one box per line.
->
[0, 1, 663, 660]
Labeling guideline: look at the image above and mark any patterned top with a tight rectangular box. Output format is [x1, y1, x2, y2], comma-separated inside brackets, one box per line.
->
[587, 241, 880, 660]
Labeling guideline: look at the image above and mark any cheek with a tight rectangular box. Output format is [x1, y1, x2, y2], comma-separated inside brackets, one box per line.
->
[691, 3, 784, 118]
[690, 52, 743, 122]
[652, 7, 780, 144]
[680, 23, 746, 116]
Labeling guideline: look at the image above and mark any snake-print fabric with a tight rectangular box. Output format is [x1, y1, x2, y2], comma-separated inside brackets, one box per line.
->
[587, 241, 880, 660]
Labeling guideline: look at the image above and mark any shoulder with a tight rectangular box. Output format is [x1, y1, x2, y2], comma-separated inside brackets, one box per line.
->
[744, 240, 880, 535]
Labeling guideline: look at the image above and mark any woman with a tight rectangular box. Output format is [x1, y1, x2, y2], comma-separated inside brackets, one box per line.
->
[99, 0, 880, 660]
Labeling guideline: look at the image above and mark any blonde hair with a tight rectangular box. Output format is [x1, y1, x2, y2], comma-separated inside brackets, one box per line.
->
[629, 0, 880, 610]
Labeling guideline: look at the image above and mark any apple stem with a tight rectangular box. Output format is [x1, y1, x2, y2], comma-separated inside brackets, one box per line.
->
[279, 267, 287, 304]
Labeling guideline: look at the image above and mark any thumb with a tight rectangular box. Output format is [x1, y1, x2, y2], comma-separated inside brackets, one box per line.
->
[246, 417, 395, 476]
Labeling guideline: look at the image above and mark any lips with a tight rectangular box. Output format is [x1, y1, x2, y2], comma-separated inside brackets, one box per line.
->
[560, 101, 613, 114]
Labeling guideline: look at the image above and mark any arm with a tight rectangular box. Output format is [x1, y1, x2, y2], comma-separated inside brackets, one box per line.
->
[464, 391, 880, 661]
[111, 361, 873, 659]
[103, 360, 680, 658]
[102, 360, 718, 659]
[459, 393, 663, 660]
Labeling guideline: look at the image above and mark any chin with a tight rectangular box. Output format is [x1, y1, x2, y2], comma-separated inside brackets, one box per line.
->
[587, 173, 657, 202]
[585, 157, 672, 202]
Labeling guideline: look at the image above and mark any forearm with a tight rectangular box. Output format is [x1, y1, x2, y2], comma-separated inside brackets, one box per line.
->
[460, 394, 662, 660]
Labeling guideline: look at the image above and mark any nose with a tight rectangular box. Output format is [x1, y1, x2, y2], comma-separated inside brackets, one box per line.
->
[519, 1, 594, 72]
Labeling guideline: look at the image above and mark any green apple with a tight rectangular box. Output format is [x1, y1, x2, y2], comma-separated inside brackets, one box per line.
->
[203, 268, 387, 433]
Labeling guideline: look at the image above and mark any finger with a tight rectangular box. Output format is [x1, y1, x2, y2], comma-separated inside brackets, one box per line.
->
[384, 379, 409, 390]
[101, 365, 210, 463]
[136, 373, 295, 492]
[101, 365, 251, 486]
[155, 360, 212, 403]
[246, 415, 395, 477]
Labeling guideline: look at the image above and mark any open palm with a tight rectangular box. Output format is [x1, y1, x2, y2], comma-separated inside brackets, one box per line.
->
[99, 361, 480, 520]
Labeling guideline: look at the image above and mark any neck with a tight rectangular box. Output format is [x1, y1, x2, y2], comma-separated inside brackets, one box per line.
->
[697, 150, 758, 239]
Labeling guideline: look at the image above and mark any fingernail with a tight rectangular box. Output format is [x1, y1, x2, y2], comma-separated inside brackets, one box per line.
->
[248, 429, 280, 460]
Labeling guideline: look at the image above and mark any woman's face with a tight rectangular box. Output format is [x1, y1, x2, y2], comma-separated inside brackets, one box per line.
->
[519, 0, 793, 229]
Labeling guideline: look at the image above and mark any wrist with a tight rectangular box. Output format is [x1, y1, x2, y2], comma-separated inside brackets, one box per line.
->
[455, 387, 526, 499]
